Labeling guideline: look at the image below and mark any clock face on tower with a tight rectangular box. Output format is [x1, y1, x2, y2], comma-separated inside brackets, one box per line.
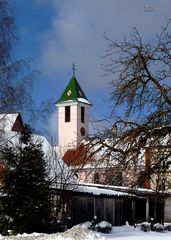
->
[80, 127, 85, 136]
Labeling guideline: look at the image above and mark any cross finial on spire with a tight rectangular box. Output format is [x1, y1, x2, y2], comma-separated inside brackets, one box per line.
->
[72, 63, 76, 76]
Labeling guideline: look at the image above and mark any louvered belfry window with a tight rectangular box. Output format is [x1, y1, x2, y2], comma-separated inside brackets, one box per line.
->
[81, 106, 85, 123]
[65, 106, 70, 122]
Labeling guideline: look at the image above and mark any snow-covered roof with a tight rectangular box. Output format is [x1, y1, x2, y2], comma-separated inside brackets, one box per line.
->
[0, 113, 72, 187]
[33, 134, 52, 154]
[76, 184, 133, 197]
[76, 182, 159, 197]
[77, 97, 92, 105]
[0, 113, 22, 132]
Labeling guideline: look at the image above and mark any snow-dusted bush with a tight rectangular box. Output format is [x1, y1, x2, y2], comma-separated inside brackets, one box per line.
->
[137, 222, 170, 232]
[164, 223, 171, 231]
[154, 223, 164, 232]
[95, 221, 112, 233]
[137, 222, 150, 232]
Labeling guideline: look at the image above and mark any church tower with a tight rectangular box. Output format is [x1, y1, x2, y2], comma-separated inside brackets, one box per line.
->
[56, 75, 92, 153]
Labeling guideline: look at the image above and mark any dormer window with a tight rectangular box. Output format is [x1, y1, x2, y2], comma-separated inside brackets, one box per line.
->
[65, 106, 70, 122]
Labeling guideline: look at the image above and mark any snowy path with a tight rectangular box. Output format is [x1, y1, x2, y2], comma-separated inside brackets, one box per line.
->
[1, 225, 171, 240]
[101, 225, 171, 239]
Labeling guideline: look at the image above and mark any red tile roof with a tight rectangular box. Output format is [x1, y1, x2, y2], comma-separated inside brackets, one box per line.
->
[63, 144, 95, 166]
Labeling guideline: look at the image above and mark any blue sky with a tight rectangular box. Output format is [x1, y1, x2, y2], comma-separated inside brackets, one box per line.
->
[14, 0, 171, 141]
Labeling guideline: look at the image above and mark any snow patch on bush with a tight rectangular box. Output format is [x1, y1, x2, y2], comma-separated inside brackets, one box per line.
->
[95, 221, 112, 233]
[164, 223, 171, 231]
[136, 222, 151, 232]
[154, 223, 164, 232]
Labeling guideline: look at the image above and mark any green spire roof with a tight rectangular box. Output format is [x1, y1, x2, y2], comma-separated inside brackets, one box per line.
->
[56, 76, 92, 105]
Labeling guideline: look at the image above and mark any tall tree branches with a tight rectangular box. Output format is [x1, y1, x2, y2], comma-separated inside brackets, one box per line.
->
[88, 20, 171, 188]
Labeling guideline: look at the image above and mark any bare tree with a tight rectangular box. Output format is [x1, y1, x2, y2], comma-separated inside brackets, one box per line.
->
[0, 0, 35, 113]
[0, 0, 54, 142]
[87, 20, 171, 191]
[0, 0, 54, 123]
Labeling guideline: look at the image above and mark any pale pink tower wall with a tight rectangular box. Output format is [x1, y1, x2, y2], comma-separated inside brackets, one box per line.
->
[57, 102, 90, 153]
[56, 76, 92, 154]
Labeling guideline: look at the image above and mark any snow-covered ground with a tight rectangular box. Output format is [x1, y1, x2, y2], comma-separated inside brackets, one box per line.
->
[1, 224, 171, 240]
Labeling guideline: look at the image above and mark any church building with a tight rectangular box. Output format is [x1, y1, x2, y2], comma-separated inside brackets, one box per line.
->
[55, 74, 171, 225]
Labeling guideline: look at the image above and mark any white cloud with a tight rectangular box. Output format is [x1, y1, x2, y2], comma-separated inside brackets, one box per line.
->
[39, 0, 171, 92]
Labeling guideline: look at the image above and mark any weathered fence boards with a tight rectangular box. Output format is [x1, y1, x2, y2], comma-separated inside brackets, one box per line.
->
[71, 194, 134, 226]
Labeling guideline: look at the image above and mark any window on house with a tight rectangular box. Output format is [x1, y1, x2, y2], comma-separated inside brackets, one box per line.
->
[94, 173, 100, 184]
[74, 173, 79, 179]
[65, 106, 70, 122]
[81, 106, 85, 123]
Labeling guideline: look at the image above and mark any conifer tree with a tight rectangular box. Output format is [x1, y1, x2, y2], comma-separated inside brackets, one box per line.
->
[0, 125, 51, 234]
